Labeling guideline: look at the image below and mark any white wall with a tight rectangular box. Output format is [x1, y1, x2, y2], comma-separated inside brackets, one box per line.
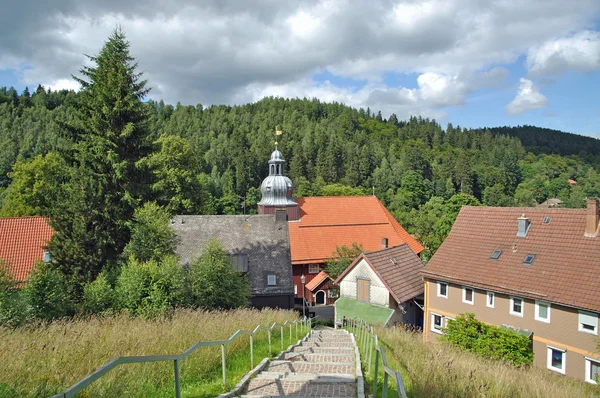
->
[339, 258, 389, 307]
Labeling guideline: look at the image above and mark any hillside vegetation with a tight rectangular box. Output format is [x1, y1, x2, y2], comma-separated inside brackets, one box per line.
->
[0, 308, 298, 397]
[361, 326, 599, 398]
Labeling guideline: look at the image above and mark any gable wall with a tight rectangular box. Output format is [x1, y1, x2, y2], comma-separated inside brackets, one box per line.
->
[339, 258, 389, 307]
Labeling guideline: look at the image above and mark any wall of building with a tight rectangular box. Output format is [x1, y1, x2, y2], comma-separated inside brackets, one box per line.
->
[339, 259, 389, 307]
[424, 279, 600, 382]
[387, 295, 423, 327]
[250, 294, 294, 310]
[292, 263, 325, 303]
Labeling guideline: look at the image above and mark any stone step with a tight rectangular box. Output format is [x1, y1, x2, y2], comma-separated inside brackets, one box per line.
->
[244, 378, 356, 397]
[266, 360, 355, 375]
[283, 352, 354, 362]
[291, 346, 354, 354]
[300, 341, 354, 348]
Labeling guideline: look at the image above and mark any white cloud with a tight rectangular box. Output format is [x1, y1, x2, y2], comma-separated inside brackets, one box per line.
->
[527, 30, 600, 75]
[417, 73, 470, 107]
[506, 78, 548, 115]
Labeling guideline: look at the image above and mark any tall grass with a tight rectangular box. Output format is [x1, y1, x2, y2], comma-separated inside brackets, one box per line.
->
[0, 308, 300, 397]
[354, 325, 600, 398]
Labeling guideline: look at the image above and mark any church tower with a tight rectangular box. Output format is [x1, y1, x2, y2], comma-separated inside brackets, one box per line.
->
[257, 148, 300, 221]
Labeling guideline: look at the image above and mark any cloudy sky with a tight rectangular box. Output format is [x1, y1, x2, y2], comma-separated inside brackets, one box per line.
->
[1, 0, 600, 135]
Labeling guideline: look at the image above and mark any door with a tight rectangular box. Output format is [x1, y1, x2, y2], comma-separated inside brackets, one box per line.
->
[315, 290, 326, 305]
[357, 279, 370, 302]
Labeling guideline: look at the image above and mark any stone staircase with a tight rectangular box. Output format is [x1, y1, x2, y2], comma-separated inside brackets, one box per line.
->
[240, 327, 359, 397]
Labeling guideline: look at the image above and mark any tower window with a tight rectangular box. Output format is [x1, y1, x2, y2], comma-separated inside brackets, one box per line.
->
[270, 165, 274, 174]
[276, 164, 280, 175]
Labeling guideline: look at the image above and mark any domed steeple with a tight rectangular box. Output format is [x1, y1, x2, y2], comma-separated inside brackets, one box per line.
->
[257, 147, 299, 220]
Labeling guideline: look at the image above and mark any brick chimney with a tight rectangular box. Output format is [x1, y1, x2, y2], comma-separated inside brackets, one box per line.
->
[585, 199, 600, 237]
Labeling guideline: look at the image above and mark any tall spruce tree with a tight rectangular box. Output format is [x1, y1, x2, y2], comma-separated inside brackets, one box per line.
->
[48, 27, 151, 290]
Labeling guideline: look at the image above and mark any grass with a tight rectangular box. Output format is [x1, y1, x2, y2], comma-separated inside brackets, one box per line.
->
[349, 324, 600, 398]
[335, 297, 393, 326]
[0, 308, 306, 397]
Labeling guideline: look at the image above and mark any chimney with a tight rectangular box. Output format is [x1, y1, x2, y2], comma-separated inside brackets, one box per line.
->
[275, 209, 288, 222]
[585, 199, 600, 237]
[516, 214, 530, 237]
[381, 237, 388, 249]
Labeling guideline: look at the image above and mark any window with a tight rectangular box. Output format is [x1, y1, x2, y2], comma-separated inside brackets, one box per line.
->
[523, 254, 535, 264]
[267, 275, 277, 286]
[231, 254, 248, 273]
[535, 301, 551, 323]
[486, 291, 495, 308]
[579, 311, 598, 335]
[490, 250, 502, 260]
[510, 297, 523, 317]
[585, 357, 600, 384]
[294, 284, 298, 295]
[431, 313, 443, 334]
[462, 287, 474, 305]
[437, 282, 448, 298]
[547, 346, 566, 374]
[542, 216, 551, 224]
[308, 264, 320, 274]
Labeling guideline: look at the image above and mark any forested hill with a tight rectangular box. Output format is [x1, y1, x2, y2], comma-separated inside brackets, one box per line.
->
[2, 86, 600, 258]
[489, 125, 600, 157]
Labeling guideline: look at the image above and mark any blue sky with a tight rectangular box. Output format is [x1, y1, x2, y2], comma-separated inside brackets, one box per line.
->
[1, 1, 599, 137]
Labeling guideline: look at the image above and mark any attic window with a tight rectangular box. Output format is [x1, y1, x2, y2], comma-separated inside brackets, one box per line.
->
[390, 258, 398, 265]
[267, 275, 277, 286]
[490, 250, 502, 260]
[523, 254, 536, 264]
[543, 216, 551, 224]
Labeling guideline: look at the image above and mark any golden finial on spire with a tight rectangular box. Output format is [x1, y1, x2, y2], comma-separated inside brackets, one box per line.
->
[274, 126, 283, 146]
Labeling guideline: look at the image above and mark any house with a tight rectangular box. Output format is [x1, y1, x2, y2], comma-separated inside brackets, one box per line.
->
[422, 200, 600, 383]
[334, 244, 424, 326]
[536, 198, 563, 208]
[171, 214, 294, 309]
[0, 217, 53, 282]
[256, 147, 424, 307]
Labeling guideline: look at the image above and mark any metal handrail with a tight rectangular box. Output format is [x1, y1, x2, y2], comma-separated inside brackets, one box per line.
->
[344, 317, 407, 398]
[50, 316, 314, 398]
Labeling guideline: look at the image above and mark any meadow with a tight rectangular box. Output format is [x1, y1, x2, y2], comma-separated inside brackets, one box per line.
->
[357, 325, 600, 398]
[0, 308, 300, 397]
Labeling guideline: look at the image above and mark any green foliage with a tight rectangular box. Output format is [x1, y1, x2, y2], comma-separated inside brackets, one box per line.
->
[116, 255, 186, 317]
[0, 261, 29, 327]
[326, 242, 364, 279]
[188, 239, 250, 309]
[123, 202, 178, 263]
[23, 262, 74, 321]
[0, 153, 69, 217]
[82, 272, 114, 314]
[442, 313, 533, 367]
[318, 183, 368, 196]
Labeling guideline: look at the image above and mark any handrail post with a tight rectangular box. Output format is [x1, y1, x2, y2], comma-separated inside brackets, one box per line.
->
[295, 321, 298, 341]
[221, 344, 227, 387]
[368, 329, 373, 374]
[382, 372, 389, 398]
[268, 330, 272, 357]
[280, 326, 284, 351]
[289, 324, 292, 346]
[373, 348, 379, 395]
[174, 359, 181, 398]
[250, 335, 254, 369]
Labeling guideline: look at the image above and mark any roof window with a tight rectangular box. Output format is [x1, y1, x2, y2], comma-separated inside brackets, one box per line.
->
[490, 250, 502, 260]
[523, 254, 536, 264]
[390, 258, 397, 265]
[542, 216, 551, 224]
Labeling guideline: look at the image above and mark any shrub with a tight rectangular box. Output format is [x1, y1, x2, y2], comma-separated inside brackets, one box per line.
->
[23, 262, 74, 320]
[188, 239, 250, 309]
[441, 313, 533, 367]
[82, 272, 114, 314]
[0, 262, 29, 326]
[116, 255, 186, 317]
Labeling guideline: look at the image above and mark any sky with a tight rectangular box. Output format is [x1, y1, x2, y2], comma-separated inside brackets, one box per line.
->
[1, 0, 600, 136]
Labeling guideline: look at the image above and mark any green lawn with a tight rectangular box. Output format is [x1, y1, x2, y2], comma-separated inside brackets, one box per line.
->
[335, 297, 393, 326]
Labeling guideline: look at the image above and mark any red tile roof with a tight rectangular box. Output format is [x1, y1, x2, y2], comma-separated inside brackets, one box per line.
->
[0, 217, 54, 282]
[335, 244, 424, 304]
[423, 206, 600, 313]
[288, 196, 424, 264]
[305, 271, 331, 291]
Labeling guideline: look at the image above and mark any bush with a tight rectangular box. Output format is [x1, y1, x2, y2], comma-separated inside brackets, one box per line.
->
[0, 263, 29, 327]
[441, 313, 533, 367]
[23, 262, 74, 321]
[82, 272, 114, 314]
[188, 239, 250, 309]
[116, 255, 186, 317]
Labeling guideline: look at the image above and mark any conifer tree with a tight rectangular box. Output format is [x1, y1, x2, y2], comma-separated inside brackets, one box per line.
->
[48, 27, 152, 289]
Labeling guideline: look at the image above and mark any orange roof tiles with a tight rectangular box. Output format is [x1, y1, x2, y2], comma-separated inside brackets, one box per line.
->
[289, 196, 423, 264]
[423, 206, 600, 313]
[305, 271, 331, 291]
[0, 217, 54, 282]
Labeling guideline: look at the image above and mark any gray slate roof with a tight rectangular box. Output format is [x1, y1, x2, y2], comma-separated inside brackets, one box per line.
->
[171, 214, 293, 297]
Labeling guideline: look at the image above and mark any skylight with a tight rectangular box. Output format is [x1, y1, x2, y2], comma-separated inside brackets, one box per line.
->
[390, 258, 398, 265]
[542, 216, 551, 224]
[523, 254, 536, 264]
[490, 250, 502, 260]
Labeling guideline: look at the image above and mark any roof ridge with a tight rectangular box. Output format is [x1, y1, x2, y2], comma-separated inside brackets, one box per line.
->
[298, 222, 390, 228]
[364, 243, 408, 256]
